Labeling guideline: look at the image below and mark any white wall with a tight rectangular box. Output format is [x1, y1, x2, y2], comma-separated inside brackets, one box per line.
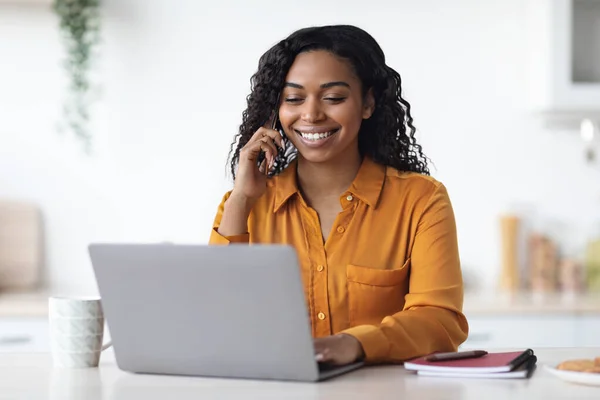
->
[1, 0, 599, 294]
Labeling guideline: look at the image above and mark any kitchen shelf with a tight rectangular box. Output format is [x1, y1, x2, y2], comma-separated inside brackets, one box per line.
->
[526, 0, 600, 130]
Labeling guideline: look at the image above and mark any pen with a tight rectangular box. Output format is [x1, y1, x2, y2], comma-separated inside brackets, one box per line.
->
[425, 350, 488, 362]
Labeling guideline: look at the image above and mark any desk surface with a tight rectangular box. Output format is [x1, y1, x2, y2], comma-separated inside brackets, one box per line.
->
[2, 348, 599, 399]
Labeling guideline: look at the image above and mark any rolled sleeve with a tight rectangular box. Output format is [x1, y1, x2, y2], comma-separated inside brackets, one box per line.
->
[209, 228, 249, 244]
[208, 191, 250, 245]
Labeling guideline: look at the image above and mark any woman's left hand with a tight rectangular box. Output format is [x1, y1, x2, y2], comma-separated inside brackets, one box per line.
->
[313, 334, 365, 365]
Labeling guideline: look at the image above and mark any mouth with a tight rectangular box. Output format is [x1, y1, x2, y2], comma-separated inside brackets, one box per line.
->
[293, 128, 340, 142]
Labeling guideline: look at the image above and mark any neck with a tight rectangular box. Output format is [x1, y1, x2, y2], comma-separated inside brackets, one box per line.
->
[296, 149, 362, 203]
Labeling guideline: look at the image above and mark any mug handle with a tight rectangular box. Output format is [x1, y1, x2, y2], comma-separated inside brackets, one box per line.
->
[101, 319, 112, 351]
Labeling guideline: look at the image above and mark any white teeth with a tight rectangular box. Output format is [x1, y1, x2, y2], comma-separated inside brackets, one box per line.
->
[299, 130, 336, 141]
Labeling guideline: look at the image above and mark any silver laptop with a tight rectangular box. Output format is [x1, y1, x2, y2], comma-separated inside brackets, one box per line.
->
[88, 244, 364, 382]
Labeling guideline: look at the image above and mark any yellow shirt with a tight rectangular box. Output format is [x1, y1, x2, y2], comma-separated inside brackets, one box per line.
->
[210, 156, 468, 363]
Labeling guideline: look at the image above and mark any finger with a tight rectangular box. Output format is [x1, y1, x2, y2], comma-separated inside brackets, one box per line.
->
[313, 338, 326, 353]
[267, 130, 285, 150]
[261, 129, 285, 151]
[250, 127, 285, 150]
[258, 138, 278, 168]
[242, 140, 277, 164]
[258, 159, 267, 174]
[260, 156, 271, 176]
[247, 134, 278, 160]
[247, 127, 270, 144]
[317, 348, 333, 363]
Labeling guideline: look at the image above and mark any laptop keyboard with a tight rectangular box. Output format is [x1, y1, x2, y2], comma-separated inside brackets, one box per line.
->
[318, 362, 341, 373]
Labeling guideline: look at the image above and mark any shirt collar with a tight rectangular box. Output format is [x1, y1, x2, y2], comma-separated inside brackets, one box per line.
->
[273, 156, 386, 213]
[347, 156, 386, 208]
[273, 159, 300, 213]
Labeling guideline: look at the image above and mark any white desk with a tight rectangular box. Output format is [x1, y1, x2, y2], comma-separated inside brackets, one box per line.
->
[1, 348, 599, 399]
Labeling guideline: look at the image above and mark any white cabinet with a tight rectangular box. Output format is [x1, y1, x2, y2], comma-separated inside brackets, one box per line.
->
[579, 316, 600, 346]
[0, 318, 49, 353]
[461, 315, 577, 349]
[461, 314, 600, 349]
[526, 0, 600, 128]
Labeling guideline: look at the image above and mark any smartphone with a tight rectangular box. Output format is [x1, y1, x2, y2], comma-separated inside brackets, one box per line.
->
[257, 106, 284, 176]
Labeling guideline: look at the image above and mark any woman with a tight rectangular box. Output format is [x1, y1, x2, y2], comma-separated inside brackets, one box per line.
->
[210, 25, 468, 365]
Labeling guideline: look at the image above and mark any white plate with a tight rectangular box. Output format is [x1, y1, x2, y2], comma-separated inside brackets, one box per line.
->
[544, 364, 600, 387]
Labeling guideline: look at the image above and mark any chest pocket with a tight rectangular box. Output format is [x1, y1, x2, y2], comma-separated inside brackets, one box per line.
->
[346, 259, 410, 326]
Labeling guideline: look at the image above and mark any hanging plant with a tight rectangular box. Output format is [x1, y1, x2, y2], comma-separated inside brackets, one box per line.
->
[53, 0, 101, 153]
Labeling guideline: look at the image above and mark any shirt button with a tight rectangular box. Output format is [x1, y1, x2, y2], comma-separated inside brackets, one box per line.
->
[346, 195, 353, 201]
[337, 226, 345, 233]
[317, 265, 324, 272]
[317, 312, 326, 320]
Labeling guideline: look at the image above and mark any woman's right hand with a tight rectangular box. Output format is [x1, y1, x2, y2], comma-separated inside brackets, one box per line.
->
[217, 127, 284, 237]
[231, 127, 285, 202]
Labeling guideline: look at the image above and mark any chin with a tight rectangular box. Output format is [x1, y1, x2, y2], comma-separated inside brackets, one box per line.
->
[296, 150, 338, 164]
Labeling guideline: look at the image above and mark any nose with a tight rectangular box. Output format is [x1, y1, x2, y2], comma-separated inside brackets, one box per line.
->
[300, 98, 325, 123]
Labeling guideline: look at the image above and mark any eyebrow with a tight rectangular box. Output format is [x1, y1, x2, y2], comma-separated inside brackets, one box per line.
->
[284, 81, 351, 89]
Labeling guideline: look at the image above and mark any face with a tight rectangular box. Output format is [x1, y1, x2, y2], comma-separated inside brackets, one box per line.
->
[278, 50, 374, 164]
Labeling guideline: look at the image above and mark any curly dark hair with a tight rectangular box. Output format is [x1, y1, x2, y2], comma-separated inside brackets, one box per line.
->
[228, 24, 429, 179]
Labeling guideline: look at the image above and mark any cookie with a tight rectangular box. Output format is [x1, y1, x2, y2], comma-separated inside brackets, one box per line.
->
[557, 359, 595, 372]
[583, 367, 600, 374]
[595, 357, 600, 367]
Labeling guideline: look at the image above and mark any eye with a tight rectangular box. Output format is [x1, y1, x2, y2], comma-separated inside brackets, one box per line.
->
[284, 98, 303, 104]
[324, 97, 346, 103]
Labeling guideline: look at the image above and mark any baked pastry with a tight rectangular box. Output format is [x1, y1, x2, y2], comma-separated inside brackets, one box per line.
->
[557, 359, 595, 372]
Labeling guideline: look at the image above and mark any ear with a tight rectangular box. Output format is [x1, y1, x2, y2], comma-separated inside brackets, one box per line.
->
[362, 88, 375, 119]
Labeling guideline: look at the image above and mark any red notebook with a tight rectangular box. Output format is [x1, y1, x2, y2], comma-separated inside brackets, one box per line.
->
[404, 349, 535, 374]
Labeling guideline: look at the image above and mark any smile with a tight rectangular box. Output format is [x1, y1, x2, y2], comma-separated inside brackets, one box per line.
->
[294, 128, 340, 142]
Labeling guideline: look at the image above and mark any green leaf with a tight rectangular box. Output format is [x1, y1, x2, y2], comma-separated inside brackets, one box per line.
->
[53, 0, 101, 154]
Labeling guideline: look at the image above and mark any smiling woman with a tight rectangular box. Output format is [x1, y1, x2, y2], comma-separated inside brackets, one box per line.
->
[279, 52, 370, 165]
[210, 25, 468, 366]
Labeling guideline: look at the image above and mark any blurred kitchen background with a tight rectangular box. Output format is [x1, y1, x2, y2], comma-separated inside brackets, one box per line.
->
[0, 0, 599, 351]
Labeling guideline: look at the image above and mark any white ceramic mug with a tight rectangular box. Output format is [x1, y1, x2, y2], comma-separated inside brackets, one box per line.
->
[48, 296, 112, 368]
